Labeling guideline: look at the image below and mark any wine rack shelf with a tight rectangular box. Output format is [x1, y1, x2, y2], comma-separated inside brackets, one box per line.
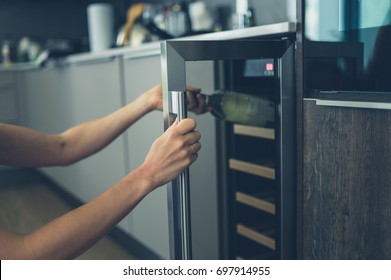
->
[237, 224, 276, 251]
[236, 191, 275, 215]
[233, 124, 275, 140]
[229, 159, 275, 180]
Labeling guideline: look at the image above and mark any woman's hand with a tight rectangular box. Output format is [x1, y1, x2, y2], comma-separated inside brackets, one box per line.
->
[185, 86, 211, 115]
[138, 118, 201, 191]
[142, 84, 210, 114]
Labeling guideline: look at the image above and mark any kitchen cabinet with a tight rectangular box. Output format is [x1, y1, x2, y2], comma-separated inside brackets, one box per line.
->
[302, 99, 391, 259]
[299, 0, 391, 259]
[18, 66, 70, 134]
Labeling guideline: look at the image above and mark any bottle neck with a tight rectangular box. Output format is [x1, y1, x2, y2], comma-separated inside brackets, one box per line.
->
[202, 92, 225, 120]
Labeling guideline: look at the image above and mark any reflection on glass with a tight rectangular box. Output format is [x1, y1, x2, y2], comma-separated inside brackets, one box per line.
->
[185, 58, 278, 259]
[304, 0, 391, 93]
[356, 0, 390, 29]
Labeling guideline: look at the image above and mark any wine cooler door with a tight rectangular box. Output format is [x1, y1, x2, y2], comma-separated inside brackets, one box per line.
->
[161, 39, 296, 260]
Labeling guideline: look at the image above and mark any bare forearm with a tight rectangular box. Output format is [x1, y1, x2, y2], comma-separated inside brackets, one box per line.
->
[0, 89, 156, 167]
[58, 91, 156, 164]
[0, 124, 64, 167]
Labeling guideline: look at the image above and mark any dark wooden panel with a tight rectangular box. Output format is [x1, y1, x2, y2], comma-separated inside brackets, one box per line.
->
[303, 100, 391, 259]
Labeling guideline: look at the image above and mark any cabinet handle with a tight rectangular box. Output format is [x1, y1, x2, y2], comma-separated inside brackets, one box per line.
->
[71, 56, 115, 66]
[311, 99, 391, 110]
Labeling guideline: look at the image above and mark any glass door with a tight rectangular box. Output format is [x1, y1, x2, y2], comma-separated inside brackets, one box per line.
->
[161, 39, 296, 260]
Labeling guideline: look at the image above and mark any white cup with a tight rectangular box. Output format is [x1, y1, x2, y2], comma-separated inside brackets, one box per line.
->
[87, 3, 114, 52]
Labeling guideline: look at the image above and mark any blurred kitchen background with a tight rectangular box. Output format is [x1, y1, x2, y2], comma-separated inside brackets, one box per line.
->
[1, 0, 295, 61]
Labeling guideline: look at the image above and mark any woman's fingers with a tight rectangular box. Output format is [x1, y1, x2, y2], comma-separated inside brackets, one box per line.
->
[141, 117, 201, 189]
[171, 118, 197, 135]
[189, 141, 202, 154]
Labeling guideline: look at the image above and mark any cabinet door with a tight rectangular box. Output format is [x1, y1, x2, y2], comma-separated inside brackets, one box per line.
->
[18, 67, 70, 133]
[62, 57, 127, 202]
[122, 54, 169, 259]
[303, 99, 391, 259]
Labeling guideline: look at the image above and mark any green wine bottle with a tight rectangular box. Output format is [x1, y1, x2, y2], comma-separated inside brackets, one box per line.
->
[202, 90, 274, 127]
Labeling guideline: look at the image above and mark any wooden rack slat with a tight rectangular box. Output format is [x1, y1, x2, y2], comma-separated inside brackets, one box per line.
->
[236, 191, 275, 215]
[234, 124, 275, 140]
[229, 159, 275, 180]
[237, 224, 276, 251]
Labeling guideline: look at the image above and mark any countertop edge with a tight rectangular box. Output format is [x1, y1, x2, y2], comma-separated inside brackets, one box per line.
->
[65, 41, 161, 64]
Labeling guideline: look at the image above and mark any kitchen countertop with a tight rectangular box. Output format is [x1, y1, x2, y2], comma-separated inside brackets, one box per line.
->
[1, 22, 297, 70]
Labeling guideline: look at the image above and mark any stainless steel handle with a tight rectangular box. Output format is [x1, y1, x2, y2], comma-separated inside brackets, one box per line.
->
[168, 91, 192, 260]
[311, 98, 391, 110]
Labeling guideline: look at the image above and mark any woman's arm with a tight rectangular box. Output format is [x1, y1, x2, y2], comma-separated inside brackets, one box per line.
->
[0, 85, 159, 167]
[0, 84, 206, 167]
[0, 118, 201, 259]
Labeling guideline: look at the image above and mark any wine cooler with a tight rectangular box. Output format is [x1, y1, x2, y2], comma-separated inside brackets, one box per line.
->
[161, 23, 297, 260]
